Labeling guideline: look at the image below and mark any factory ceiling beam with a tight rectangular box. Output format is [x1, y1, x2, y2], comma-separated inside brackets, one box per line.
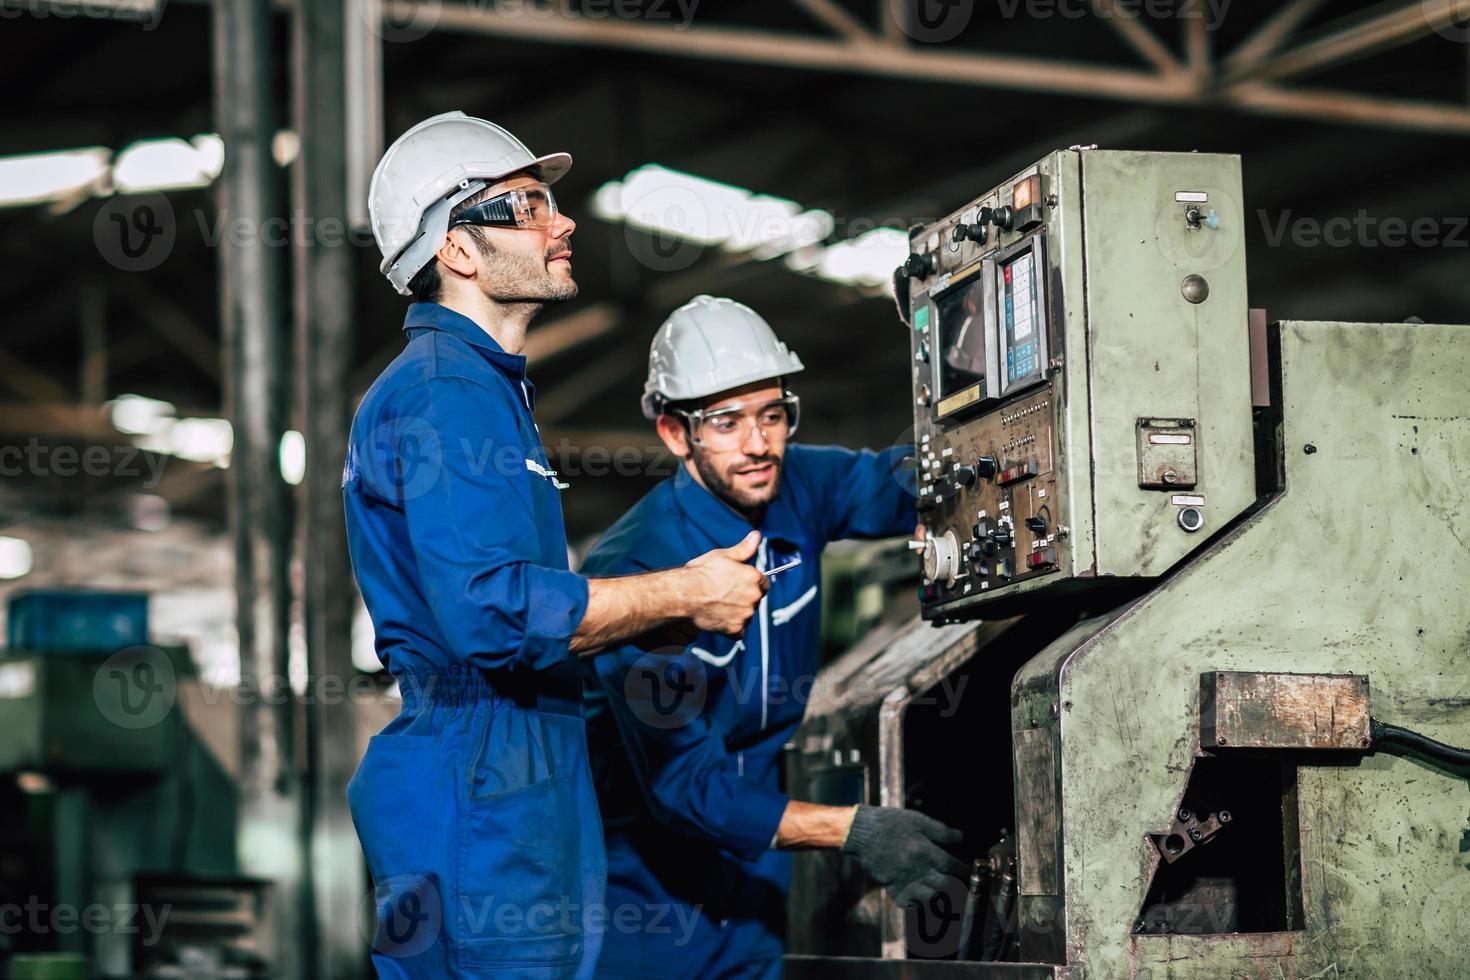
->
[394, 1, 1470, 136]
[1220, 0, 1464, 86]
[791, 0, 878, 42]
[1092, 0, 1185, 77]
[1219, 0, 1328, 75]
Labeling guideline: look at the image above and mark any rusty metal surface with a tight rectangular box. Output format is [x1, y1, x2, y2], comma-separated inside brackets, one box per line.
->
[1014, 728, 1060, 896]
[1135, 418, 1199, 490]
[1147, 808, 1231, 865]
[1039, 321, 1470, 978]
[1200, 671, 1371, 750]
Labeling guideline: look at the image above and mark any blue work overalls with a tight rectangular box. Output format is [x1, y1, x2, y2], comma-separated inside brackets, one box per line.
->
[343, 302, 603, 979]
[580, 445, 915, 978]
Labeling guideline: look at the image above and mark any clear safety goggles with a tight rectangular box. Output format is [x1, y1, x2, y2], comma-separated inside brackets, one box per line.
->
[449, 182, 559, 231]
[673, 394, 800, 451]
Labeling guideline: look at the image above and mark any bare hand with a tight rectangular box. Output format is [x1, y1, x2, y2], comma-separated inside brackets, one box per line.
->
[683, 530, 769, 637]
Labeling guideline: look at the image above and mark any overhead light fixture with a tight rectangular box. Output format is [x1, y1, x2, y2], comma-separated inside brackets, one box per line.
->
[108, 394, 177, 436]
[279, 430, 306, 486]
[592, 163, 909, 293]
[785, 226, 910, 291]
[0, 536, 34, 580]
[0, 148, 109, 208]
[112, 134, 225, 193]
[592, 165, 834, 260]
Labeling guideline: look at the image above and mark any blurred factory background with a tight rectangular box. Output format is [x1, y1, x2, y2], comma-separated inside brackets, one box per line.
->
[0, 0, 1466, 976]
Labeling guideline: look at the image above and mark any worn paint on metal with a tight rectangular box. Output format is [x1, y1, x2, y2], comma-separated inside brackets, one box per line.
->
[1016, 320, 1470, 978]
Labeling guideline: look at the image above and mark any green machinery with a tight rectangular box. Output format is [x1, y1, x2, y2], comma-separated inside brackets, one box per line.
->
[0, 636, 263, 978]
[786, 150, 1470, 978]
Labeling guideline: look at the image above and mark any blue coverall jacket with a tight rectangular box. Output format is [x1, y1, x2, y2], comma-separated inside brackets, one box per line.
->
[343, 303, 604, 979]
[580, 445, 915, 978]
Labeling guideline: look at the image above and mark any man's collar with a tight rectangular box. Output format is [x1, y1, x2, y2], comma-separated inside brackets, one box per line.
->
[403, 302, 528, 379]
[671, 462, 804, 553]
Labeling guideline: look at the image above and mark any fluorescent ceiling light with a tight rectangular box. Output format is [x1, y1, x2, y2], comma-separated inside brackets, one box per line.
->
[0, 148, 109, 207]
[112, 134, 225, 193]
[279, 430, 306, 486]
[108, 394, 177, 436]
[0, 536, 34, 580]
[160, 417, 234, 465]
[785, 226, 909, 291]
[592, 163, 908, 293]
[592, 165, 834, 260]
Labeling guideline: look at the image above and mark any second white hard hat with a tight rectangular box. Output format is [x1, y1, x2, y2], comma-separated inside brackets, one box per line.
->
[641, 295, 805, 419]
[368, 111, 572, 295]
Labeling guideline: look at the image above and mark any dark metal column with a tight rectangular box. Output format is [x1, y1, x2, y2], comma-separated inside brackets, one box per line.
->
[211, 0, 301, 976]
[291, 0, 363, 974]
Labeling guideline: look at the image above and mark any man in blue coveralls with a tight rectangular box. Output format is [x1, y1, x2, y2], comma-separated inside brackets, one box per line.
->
[344, 114, 769, 979]
[582, 296, 967, 978]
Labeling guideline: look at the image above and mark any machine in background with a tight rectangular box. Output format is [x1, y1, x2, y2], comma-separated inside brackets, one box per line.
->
[785, 149, 1470, 978]
[0, 591, 272, 980]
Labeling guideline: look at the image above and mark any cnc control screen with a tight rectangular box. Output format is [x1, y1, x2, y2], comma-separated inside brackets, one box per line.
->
[999, 244, 1046, 392]
[935, 277, 988, 403]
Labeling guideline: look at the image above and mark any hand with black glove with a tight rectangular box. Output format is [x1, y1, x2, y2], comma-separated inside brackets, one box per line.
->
[841, 805, 966, 907]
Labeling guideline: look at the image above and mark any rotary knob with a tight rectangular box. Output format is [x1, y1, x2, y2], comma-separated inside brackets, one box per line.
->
[923, 529, 960, 586]
[904, 251, 938, 279]
[976, 455, 998, 479]
[953, 463, 977, 487]
[990, 205, 1015, 231]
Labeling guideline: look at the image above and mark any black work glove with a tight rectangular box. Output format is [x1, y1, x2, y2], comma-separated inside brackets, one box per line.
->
[841, 805, 966, 907]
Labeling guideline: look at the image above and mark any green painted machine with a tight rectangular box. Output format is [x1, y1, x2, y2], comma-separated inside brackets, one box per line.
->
[786, 149, 1470, 978]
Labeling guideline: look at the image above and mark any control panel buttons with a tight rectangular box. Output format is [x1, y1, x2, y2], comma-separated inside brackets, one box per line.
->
[990, 205, 1015, 232]
[923, 530, 960, 586]
[952, 464, 977, 487]
[1025, 548, 1057, 570]
[998, 460, 1038, 485]
[976, 455, 998, 479]
[1024, 516, 1047, 534]
[904, 251, 938, 279]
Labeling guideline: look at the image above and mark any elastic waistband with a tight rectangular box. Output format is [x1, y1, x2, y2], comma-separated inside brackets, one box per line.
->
[396, 664, 583, 717]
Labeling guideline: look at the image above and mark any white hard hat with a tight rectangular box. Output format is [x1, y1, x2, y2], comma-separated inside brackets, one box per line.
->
[641, 295, 805, 419]
[368, 111, 572, 295]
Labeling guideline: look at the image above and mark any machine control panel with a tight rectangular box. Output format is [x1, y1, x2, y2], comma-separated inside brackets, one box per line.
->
[900, 150, 1256, 620]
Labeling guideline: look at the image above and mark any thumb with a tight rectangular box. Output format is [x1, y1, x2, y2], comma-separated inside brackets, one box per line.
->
[723, 529, 761, 561]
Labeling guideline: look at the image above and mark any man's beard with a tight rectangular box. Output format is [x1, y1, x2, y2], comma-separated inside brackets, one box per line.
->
[691, 448, 784, 522]
[473, 236, 577, 304]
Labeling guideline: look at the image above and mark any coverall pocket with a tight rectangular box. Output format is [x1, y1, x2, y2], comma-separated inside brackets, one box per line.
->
[456, 770, 583, 969]
[455, 702, 582, 970]
[467, 699, 558, 800]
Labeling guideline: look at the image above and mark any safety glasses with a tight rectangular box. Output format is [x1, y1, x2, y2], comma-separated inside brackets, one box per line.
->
[449, 183, 559, 231]
[673, 394, 800, 451]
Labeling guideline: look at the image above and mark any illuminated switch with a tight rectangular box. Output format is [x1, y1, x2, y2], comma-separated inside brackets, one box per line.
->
[998, 460, 1038, 485]
[996, 559, 1013, 580]
[1026, 548, 1057, 570]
